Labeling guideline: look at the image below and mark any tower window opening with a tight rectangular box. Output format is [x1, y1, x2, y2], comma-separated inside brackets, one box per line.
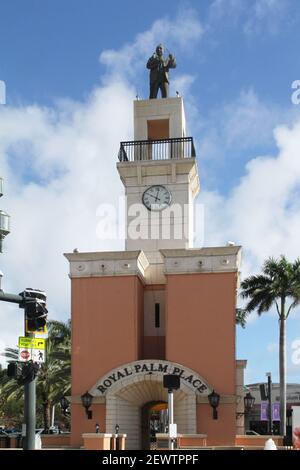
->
[155, 303, 160, 328]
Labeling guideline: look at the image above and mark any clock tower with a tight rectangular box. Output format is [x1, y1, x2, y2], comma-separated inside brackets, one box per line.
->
[65, 73, 245, 449]
[117, 97, 199, 284]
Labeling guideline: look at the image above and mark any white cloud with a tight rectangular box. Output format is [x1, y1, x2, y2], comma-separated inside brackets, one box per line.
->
[200, 117, 300, 282]
[244, 0, 290, 36]
[171, 74, 196, 98]
[99, 7, 203, 98]
[0, 81, 134, 363]
[0, 8, 205, 364]
[198, 89, 299, 167]
[209, 0, 291, 36]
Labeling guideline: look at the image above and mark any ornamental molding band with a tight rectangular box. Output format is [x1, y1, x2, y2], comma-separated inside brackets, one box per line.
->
[89, 360, 213, 397]
[64, 247, 242, 279]
[64, 250, 149, 280]
[161, 247, 242, 275]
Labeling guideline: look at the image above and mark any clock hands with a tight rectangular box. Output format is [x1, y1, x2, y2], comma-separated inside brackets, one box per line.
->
[155, 187, 160, 202]
[143, 185, 171, 210]
[148, 188, 161, 202]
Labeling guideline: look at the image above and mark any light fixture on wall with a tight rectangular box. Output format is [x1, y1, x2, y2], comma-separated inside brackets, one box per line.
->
[236, 392, 255, 418]
[81, 391, 93, 419]
[208, 390, 220, 419]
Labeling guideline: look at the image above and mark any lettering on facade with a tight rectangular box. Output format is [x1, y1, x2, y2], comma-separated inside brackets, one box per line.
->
[96, 361, 209, 395]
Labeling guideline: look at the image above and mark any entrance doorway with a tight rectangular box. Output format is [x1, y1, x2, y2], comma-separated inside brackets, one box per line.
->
[104, 367, 198, 449]
[141, 401, 168, 449]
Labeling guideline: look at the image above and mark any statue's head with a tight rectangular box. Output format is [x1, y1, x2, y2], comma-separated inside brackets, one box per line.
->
[156, 44, 164, 57]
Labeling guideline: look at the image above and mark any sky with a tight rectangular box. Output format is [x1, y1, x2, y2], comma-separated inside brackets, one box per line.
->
[0, 0, 300, 385]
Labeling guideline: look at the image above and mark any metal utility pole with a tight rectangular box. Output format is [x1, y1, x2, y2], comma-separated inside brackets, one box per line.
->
[0, 288, 47, 450]
[22, 289, 47, 450]
[266, 372, 273, 435]
[167, 388, 175, 450]
[23, 364, 36, 450]
[0, 177, 10, 253]
[163, 374, 180, 451]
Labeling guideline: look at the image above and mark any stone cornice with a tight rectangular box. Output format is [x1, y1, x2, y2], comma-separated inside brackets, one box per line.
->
[160, 246, 242, 275]
[160, 246, 242, 257]
[64, 250, 142, 262]
[64, 250, 149, 281]
[117, 157, 198, 182]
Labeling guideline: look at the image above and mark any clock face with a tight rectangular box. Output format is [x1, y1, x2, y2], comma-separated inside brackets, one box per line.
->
[142, 185, 172, 211]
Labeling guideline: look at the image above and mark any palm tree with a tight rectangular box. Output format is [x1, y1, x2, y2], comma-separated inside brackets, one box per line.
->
[36, 320, 71, 431]
[240, 256, 300, 436]
[0, 320, 71, 432]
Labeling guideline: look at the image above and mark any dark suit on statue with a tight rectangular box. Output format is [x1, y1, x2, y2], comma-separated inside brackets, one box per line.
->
[147, 54, 176, 99]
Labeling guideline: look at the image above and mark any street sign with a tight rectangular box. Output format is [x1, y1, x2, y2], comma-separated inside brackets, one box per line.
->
[18, 337, 45, 350]
[18, 348, 32, 362]
[32, 349, 45, 364]
[18, 347, 46, 363]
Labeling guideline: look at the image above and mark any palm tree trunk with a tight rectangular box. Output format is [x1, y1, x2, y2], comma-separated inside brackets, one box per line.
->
[279, 309, 286, 435]
[43, 401, 50, 432]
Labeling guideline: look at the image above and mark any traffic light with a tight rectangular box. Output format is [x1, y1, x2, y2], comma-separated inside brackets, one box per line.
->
[7, 361, 22, 379]
[17, 362, 39, 385]
[21, 288, 48, 333]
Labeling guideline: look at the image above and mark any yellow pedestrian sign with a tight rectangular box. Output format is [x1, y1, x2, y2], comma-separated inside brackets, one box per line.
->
[18, 337, 46, 350]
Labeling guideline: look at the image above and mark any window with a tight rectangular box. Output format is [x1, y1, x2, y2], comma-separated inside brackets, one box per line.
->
[155, 303, 160, 328]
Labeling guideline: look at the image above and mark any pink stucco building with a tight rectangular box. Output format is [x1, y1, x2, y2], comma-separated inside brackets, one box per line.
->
[65, 96, 246, 449]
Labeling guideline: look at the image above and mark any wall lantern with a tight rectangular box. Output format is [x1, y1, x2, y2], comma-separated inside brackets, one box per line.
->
[236, 391, 255, 418]
[244, 392, 255, 412]
[60, 396, 70, 416]
[208, 389, 220, 420]
[81, 391, 93, 419]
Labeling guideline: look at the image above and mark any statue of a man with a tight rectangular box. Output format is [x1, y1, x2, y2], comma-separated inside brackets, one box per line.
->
[146, 44, 176, 99]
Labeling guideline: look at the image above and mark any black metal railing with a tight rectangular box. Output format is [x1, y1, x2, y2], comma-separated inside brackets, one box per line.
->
[118, 137, 196, 162]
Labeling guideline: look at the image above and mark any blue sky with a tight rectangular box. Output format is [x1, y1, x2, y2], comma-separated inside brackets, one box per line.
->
[0, 0, 300, 385]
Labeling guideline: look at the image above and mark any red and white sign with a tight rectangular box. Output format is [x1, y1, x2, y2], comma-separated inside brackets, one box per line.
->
[18, 348, 32, 362]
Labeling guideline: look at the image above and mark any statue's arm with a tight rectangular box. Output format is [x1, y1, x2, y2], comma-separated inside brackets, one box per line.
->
[147, 56, 158, 70]
[167, 55, 176, 69]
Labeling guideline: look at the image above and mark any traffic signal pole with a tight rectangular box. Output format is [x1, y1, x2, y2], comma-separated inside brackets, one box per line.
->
[23, 365, 36, 449]
[23, 308, 36, 451]
[0, 291, 22, 304]
[0, 291, 36, 449]
[0, 289, 47, 450]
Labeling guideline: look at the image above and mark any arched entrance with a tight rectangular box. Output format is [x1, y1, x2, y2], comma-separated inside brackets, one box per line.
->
[141, 401, 168, 450]
[89, 360, 212, 449]
[105, 377, 196, 449]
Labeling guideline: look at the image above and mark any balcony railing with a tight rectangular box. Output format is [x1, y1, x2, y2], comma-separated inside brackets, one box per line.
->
[118, 137, 196, 162]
